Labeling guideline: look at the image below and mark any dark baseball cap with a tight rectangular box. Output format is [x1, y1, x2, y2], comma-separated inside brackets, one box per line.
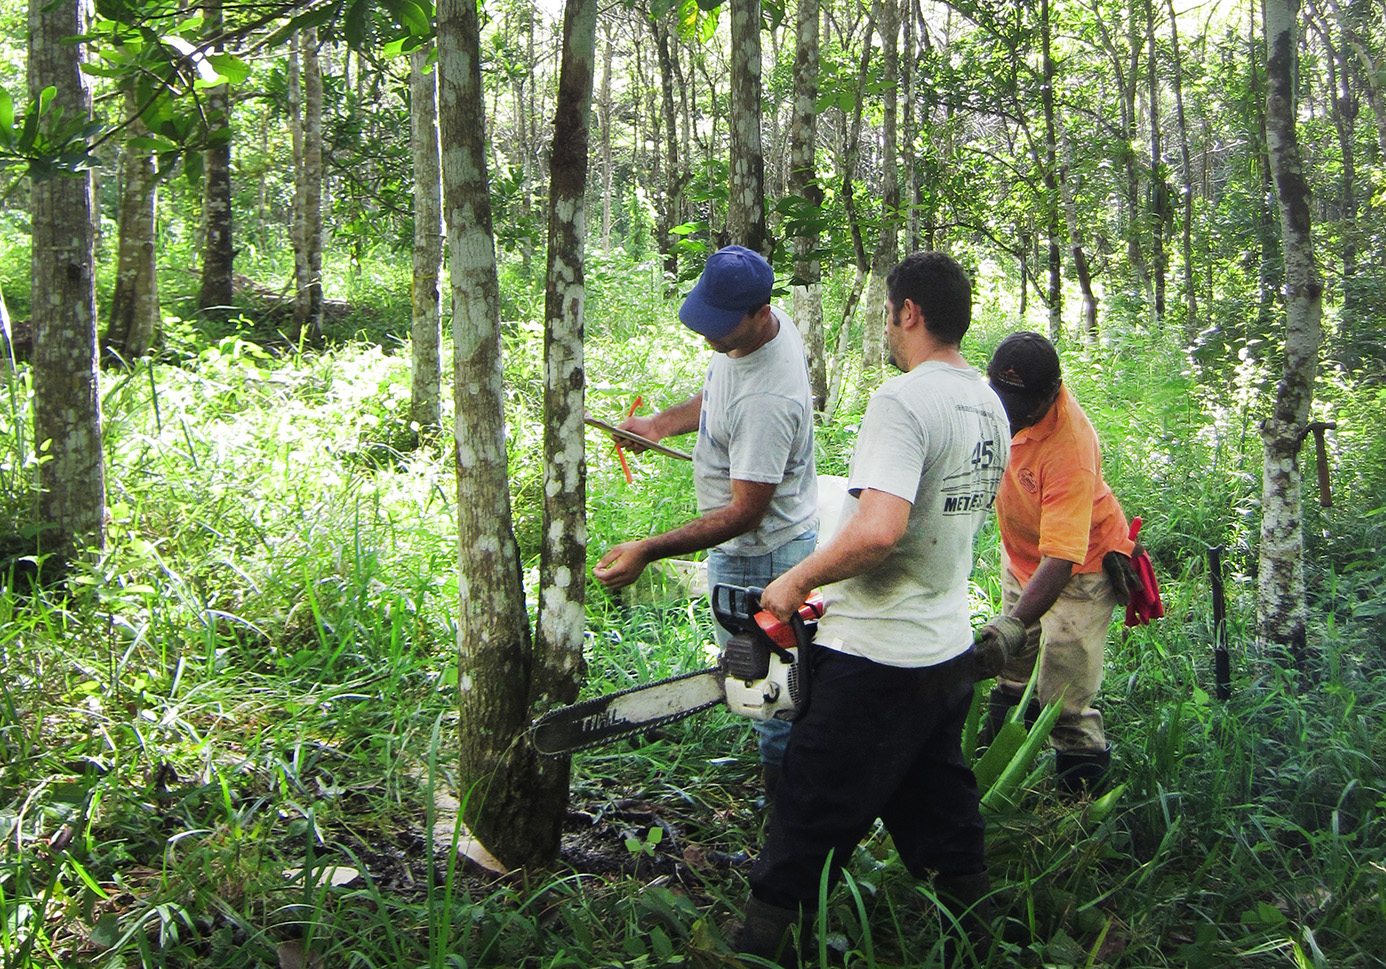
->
[679, 245, 774, 339]
[987, 331, 1062, 418]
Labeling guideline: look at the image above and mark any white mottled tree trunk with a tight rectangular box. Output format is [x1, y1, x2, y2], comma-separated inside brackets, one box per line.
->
[28, 0, 106, 553]
[438, 0, 542, 868]
[1259, 0, 1323, 667]
[863, 0, 898, 372]
[789, 0, 826, 409]
[728, 0, 769, 256]
[410, 44, 444, 433]
[531, 0, 599, 861]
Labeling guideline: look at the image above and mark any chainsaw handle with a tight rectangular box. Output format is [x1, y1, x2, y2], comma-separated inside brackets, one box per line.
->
[754, 591, 824, 650]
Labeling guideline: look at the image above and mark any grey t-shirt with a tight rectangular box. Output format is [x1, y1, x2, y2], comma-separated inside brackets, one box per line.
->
[816, 361, 1010, 667]
[694, 307, 818, 557]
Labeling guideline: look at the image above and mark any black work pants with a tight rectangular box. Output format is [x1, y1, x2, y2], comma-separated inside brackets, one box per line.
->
[749, 644, 984, 909]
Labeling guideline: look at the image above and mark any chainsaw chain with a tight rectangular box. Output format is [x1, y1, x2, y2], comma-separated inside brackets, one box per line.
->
[530, 666, 723, 755]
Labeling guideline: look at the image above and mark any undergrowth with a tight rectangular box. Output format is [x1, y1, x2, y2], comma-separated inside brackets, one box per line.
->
[0, 252, 1382, 968]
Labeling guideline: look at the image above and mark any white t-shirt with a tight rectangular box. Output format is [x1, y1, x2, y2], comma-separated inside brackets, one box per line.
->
[816, 361, 1010, 667]
[694, 307, 818, 556]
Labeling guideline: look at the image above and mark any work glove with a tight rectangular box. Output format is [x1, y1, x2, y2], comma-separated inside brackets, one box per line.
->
[1102, 546, 1146, 606]
[973, 615, 1028, 681]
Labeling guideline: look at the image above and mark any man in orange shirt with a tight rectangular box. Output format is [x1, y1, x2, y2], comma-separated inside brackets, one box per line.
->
[977, 331, 1139, 794]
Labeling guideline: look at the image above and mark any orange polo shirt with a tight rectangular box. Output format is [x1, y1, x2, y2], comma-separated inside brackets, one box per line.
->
[997, 385, 1134, 585]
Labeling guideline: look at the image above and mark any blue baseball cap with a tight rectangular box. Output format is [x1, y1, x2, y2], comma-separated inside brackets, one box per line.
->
[679, 245, 774, 339]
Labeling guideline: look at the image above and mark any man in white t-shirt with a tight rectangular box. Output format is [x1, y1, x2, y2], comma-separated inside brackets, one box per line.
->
[738, 252, 1010, 967]
[594, 245, 818, 788]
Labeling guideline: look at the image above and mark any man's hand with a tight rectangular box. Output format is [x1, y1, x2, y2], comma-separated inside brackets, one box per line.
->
[973, 615, 1028, 680]
[614, 415, 661, 454]
[1102, 547, 1145, 606]
[760, 572, 812, 624]
[594, 540, 652, 590]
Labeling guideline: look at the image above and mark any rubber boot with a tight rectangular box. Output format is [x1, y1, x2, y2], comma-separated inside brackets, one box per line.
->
[979, 689, 1041, 748]
[934, 870, 995, 967]
[1055, 745, 1112, 797]
[735, 896, 800, 968]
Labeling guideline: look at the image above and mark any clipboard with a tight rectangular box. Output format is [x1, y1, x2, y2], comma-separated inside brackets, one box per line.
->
[584, 415, 693, 461]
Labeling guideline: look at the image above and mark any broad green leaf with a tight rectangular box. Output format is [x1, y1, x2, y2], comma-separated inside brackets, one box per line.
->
[345, 0, 372, 49]
[206, 54, 251, 85]
[0, 86, 12, 145]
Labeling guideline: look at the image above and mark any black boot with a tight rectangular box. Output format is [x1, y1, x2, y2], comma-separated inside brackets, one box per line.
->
[934, 869, 995, 967]
[735, 896, 801, 967]
[1055, 745, 1112, 797]
[979, 689, 1041, 748]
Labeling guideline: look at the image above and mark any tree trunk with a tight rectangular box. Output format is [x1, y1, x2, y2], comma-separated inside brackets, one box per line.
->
[1259, 0, 1324, 669]
[863, 0, 899, 372]
[599, 19, 615, 252]
[1058, 120, 1098, 339]
[438, 0, 540, 869]
[1165, 0, 1199, 345]
[533, 0, 599, 864]
[1145, 0, 1167, 325]
[789, 0, 826, 409]
[107, 87, 160, 363]
[198, 0, 235, 315]
[28, 0, 106, 554]
[290, 30, 324, 345]
[1041, 0, 1063, 341]
[651, 17, 684, 274]
[410, 44, 444, 433]
[728, 0, 770, 256]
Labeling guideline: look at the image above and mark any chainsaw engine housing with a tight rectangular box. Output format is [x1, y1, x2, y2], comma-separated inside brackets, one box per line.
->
[712, 585, 816, 723]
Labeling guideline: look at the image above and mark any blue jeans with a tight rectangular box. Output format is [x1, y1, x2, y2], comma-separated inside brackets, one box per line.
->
[706, 529, 817, 766]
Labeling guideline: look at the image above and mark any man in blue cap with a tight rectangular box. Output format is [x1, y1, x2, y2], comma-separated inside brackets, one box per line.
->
[594, 245, 818, 796]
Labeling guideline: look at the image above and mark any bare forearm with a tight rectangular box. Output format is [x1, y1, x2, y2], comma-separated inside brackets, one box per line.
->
[651, 393, 703, 439]
[644, 503, 763, 560]
[1010, 555, 1075, 626]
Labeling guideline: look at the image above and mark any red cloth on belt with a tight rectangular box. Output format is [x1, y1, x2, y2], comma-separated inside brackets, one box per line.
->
[1124, 517, 1165, 626]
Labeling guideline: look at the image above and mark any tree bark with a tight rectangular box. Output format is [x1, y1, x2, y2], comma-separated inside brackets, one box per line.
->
[290, 30, 324, 345]
[1058, 120, 1099, 339]
[1259, 0, 1324, 669]
[198, 0, 235, 315]
[863, 0, 900, 372]
[533, 0, 599, 864]
[728, 0, 770, 256]
[28, 0, 106, 554]
[107, 87, 160, 363]
[1165, 0, 1199, 345]
[1145, 0, 1167, 324]
[651, 16, 684, 274]
[598, 19, 615, 252]
[1041, 0, 1063, 340]
[789, 0, 826, 409]
[410, 44, 444, 433]
[438, 0, 538, 869]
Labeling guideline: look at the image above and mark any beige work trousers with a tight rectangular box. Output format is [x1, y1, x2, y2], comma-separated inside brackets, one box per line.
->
[997, 567, 1118, 754]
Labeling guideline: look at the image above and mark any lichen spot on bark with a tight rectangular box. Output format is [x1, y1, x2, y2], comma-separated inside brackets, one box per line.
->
[460, 672, 473, 692]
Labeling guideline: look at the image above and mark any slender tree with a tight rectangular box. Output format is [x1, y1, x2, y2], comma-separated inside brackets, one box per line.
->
[789, 0, 827, 409]
[290, 29, 324, 345]
[1259, 0, 1324, 668]
[198, 0, 235, 315]
[862, 0, 900, 371]
[728, 0, 770, 255]
[410, 43, 444, 433]
[532, 0, 600, 862]
[28, 0, 106, 553]
[107, 88, 160, 361]
[438, 0, 542, 867]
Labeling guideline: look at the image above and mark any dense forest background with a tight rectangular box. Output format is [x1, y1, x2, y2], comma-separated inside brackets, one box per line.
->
[2, 0, 1385, 964]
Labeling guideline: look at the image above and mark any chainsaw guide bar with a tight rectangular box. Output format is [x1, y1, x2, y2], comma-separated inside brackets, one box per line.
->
[530, 667, 725, 755]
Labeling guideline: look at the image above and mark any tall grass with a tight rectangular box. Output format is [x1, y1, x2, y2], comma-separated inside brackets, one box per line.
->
[0, 248, 1382, 967]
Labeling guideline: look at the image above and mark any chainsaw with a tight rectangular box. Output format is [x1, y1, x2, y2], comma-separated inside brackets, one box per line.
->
[530, 584, 823, 755]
